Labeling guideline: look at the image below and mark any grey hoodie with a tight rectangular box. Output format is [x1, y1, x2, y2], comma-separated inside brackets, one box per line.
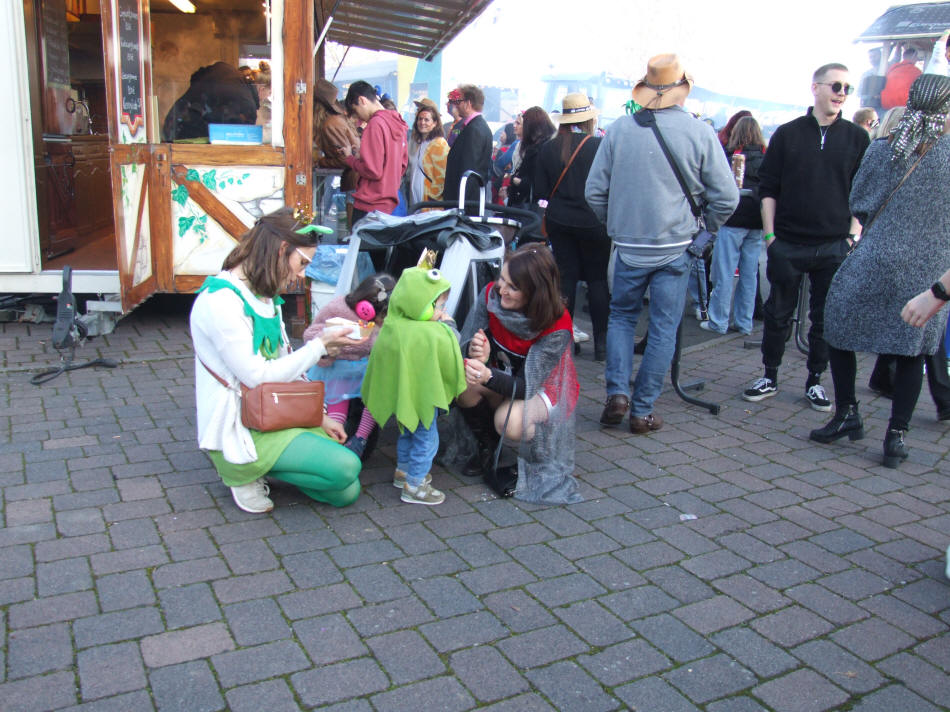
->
[585, 106, 738, 268]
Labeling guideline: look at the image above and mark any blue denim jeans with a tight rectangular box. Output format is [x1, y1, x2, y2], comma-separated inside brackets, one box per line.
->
[707, 226, 763, 334]
[606, 252, 693, 417]
[396, 414, 440, 487]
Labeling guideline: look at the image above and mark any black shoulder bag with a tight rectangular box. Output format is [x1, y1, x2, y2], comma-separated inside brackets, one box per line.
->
[633, 110, 714, 258]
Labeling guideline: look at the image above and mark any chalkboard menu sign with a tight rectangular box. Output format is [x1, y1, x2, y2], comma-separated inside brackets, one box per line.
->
[117, 0, 145, 139]
[41, 0, 70, 89]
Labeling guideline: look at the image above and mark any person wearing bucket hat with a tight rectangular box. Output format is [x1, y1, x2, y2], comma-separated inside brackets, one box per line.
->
[585, 53, 738, 434]
[404, 97, 449, 205]
[536, 93, 610, 361]
[813, 72, 950, 469]
[741, 63, 869, 413]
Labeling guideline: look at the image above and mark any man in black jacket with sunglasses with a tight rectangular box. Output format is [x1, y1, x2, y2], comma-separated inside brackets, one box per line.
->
[742, 63, 870, 412]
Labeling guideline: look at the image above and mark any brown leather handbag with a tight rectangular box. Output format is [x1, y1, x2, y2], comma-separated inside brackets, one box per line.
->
[200, 359, 324, 432]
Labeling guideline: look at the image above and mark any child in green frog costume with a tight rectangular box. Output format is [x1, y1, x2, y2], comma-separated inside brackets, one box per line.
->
[361, 266, 466, 505]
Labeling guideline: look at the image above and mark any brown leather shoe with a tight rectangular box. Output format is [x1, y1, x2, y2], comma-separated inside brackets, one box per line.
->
[600, 394, 630, 426]
[630, 413, 663, 434]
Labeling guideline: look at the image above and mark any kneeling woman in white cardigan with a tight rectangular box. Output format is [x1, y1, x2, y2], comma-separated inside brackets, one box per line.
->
[191, 208, 366, 513]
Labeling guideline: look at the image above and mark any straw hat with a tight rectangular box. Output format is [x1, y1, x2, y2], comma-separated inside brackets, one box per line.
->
[314, 79, 344, 114]
[413, 97, 439, 113]
[558, 93, 599, 124]
[632, 54, 694, 110]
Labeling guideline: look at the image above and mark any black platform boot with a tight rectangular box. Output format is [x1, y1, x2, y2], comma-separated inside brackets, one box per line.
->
[809, 403, 864, 444]
[458, 402, 500, 478]
[883, 428, 909, 468]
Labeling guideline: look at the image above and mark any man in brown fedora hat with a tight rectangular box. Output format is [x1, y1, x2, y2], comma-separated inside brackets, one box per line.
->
[586, 53, 738, 435]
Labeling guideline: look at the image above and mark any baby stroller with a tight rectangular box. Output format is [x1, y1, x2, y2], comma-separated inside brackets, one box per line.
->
[332, 171, 541, 459]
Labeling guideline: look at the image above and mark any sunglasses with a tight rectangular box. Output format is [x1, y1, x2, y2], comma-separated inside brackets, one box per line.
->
[294, 247, 313, 267]
[817, 81, 854, 96]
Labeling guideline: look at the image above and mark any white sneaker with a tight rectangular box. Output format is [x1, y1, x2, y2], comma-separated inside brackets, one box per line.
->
[572, 326, 590, 343]
[401, 481, 445, 506]
[694, 307, 704, 321]
[231, 478, 273, 513]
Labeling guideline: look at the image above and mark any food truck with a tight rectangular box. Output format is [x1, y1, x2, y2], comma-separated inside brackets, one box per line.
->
[2, 0, 492, 330]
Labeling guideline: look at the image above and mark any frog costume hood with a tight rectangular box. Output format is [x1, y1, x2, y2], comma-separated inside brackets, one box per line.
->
[361, 267, 466, 432]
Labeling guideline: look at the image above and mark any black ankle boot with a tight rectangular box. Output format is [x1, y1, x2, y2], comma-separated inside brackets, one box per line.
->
[883, 428, 909, 468]
[809, 403, 864, 444]
[593, 334, 607, 362]
[458, 402, 500, 477]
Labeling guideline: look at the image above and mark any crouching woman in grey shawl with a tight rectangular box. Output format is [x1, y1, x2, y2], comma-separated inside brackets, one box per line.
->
[454, 245, 582, 504]
[811, 73, 950, 469]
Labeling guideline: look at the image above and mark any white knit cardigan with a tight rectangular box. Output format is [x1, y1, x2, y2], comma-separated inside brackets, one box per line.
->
[190, 271, 327, 464]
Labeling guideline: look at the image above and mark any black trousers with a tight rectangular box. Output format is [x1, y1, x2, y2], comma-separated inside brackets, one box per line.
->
[869, 339, 950, 413]
[761, 238, 848, 378]
[829, 347, 924, 431]
[546, 218, 611, 344]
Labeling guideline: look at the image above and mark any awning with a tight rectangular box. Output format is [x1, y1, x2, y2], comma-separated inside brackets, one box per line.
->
[318, 0, 494, 60]
[856, 2, 950, 42]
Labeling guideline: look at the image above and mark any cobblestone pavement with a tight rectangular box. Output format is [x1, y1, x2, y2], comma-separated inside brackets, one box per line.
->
[1, 299, 949, 712]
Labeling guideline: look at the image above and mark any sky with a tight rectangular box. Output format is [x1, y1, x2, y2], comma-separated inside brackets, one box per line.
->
[329, 0, 939, 119]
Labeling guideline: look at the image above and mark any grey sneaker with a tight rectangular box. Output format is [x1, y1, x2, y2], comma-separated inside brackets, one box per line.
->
[401, 481, 445, 506]
[393, 469, 432, 489]
[230, 478, 273, 513]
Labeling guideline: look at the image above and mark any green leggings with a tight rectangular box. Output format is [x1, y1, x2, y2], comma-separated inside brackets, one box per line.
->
[270, 432, 361, 507]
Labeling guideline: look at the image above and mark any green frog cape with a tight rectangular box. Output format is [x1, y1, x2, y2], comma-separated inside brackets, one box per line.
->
[361, 267, 466, 432]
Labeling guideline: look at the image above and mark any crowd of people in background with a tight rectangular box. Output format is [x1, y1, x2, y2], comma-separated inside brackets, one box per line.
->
[199, 31, 950, 519]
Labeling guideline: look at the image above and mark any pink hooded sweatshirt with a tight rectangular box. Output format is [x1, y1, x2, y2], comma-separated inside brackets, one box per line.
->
[345, 109, 409, 213]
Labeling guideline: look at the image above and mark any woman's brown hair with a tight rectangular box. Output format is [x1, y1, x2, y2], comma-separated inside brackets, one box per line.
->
[555, 120, 595, 166]
[726, 116, 766, 153]
[221, 207, 317, 298]
[498, 244, 564, 332]
[412, 107, 445, 143]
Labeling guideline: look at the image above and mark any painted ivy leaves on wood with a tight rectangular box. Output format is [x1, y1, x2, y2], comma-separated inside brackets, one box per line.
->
[171, 168, 250, 243]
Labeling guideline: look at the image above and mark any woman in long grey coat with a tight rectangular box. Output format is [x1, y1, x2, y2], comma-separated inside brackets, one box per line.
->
[810, 73, 950, 468]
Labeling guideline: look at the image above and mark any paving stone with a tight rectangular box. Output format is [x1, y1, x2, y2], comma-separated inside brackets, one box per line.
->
[525, 572, 606, 607]
[141, 622, 235, 668]
[644, 565, 715, 604]
[718, 532, 783, 564]
[152, 557, 231, 589]
[875, 652, 950, 701]
[751, 605, 834, 647]
[78, 642, 147, 701]
[525, 660, 620, 712]
[747, 520, 812, 546]
[672, 594, 754, 635]
[34, 534, 110, 563]
[711, 627, 799, 678]
[752, 668, 849, 712]
[482, 589, 558, 633]
[785, 583, 869, 625]
[96, 570, 156, 612]
[411, 576, 483, 617]
[280, 550, 343, 588]
[577, 638, 671, 687]
[495, 624, 589, 668]
[211, 640, 310, 688]
[73, 607, 165, 648]
[277, 582, 362, 619]
[705, 697, 769, 712]
[163, 530, 219, 562]
[849, 684, 941, 712]
[7, 623, 73, 679]
[225, 679, 300, 712]
[892, 578, 950, 613]
[328, 539, 408, 568]
[830, 617, 916, 661]
[345, 562, 411, 602]
[293, 613, 367, 664]
[663, 653, 757, 704]
[391, 550, 468, 580]
[36, 557, 92, 596]
[212, 570, 294, 604]
[219, 539, 278, 575]
[0, 546, 34, 581]
[8, 591, 98, 630]
[290, 657, 390, 707]
[450, 646, 529, 702]
[508, 543, 577, 578]
[368, 676, 475, 712]
[159, 583, 222, 629]
[55, 689, 155, 712]
[778, 540, 851, 574]
[347, 596, 434, 637]
[418, 610, 508, 652]
[681, 549, 751, 580]
[591, 515, 654, 547]
[614, 676, 700, 712]
[553, 599, 633, 646]
[149, 661, 224, 712]
[366, 629, 445, 683]
[749, 559, 821, 590]
[792, 640, 884, 694]
[445, 533, 510, 567]
[632, 613, 716, 663]
[809, 528, 877, 555]
[578, 554, 647, 591]
[89, 545, 169, 576]
[818, 569, 891, 600]
[458, 561, 537, 595]
[0, 671, 77, 711]
[221, 598, 290, 646]
[613, 541, 684, 570]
